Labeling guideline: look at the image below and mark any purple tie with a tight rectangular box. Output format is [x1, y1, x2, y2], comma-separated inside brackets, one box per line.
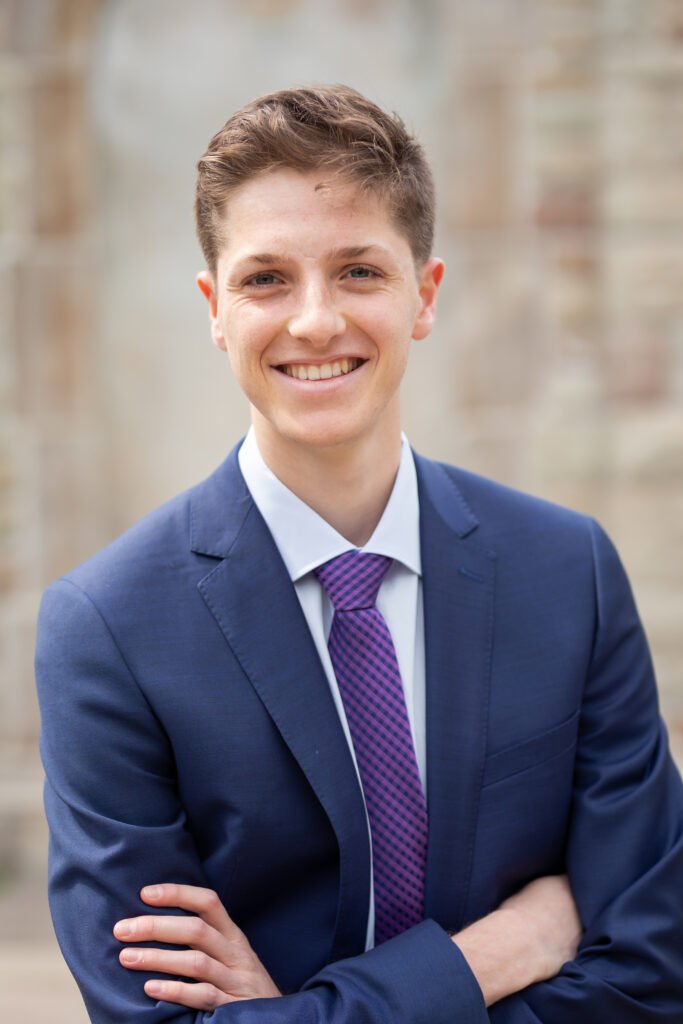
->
[314, 550, 428, 944]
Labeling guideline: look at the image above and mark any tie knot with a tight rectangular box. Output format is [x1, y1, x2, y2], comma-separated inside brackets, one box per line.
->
[314, 551, 392, 611]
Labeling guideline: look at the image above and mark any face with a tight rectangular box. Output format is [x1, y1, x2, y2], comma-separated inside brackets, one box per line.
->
[197, 168, 444, 465]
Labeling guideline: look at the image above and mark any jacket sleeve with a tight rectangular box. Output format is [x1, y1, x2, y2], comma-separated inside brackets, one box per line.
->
[489, 520, 683, 1023]
[36, 577, 487, 1024]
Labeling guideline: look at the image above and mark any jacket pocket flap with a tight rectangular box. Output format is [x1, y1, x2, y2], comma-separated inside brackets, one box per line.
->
[483, 709, 580, 787]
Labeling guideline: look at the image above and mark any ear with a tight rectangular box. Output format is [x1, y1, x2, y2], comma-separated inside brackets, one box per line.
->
[412, 258, 445, 341]
[196, 270, 227, 352]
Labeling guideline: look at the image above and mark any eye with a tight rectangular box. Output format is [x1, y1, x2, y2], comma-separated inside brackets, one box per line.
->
[245, 272, 280, 287]
[345, 265, 380, 280]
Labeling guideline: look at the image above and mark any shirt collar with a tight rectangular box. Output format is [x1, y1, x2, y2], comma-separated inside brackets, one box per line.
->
[238, 427, 421, 582]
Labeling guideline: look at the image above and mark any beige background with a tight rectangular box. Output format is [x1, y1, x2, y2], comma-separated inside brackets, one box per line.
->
[1, 0, 682, 1020]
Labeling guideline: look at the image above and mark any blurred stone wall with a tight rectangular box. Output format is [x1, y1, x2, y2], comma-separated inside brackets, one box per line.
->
[1, 0, 682, 1018]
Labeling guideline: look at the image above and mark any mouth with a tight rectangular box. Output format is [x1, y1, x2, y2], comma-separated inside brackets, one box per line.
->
[276, 358, 366, 381]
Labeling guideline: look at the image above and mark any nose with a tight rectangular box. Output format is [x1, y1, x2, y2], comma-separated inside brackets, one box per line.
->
[287, 282, 345, 348]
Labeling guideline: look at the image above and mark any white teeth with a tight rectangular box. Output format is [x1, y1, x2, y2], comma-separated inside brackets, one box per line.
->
[281, 359, 362, 381]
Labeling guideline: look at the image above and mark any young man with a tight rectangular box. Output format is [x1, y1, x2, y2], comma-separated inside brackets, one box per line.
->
[36, 86, 683, 1023]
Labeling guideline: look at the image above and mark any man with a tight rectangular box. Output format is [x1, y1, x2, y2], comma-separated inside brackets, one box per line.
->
[36, 85, 683, 1023]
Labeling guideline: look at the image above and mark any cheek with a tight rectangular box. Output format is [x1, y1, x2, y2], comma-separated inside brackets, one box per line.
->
[354, 304, 408, 347]
[222, 320, 261, 367]
[377, 317, 413, 365]
[225, 306, 278, 358]
[219, 331, 250, 384]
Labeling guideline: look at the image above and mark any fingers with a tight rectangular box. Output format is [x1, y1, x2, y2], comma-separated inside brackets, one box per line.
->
[120, 945, 232, 991]
[144, 977, 233, 1011]
[114, 912, 233, 964]
[114, 884, 282, 1005]
[139, 884, 242, 941]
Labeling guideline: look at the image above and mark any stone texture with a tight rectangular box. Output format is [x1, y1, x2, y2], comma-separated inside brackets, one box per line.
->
[0, 59, 32, 237]
[13, 259, 96, 420]
[602, 0, 683, 45]
[528, 24, 600, 230]
[448, 247, 546, 410]
[1, 0, 97, 57]
[442, 69, 514, 231]
[31, 67, 92, 236]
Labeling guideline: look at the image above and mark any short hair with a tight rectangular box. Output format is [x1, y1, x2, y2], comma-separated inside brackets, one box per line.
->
[195, 84, 435, 276]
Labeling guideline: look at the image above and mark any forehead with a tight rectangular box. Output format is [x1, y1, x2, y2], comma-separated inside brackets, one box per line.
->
[215, 168, 409, 262]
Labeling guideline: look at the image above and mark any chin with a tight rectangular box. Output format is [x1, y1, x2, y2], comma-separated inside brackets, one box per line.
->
[281, 420, 367, 452]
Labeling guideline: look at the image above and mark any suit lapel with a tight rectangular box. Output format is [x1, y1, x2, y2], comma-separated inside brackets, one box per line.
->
[191, 448, 370, 961]
[415, 454, 495, 933]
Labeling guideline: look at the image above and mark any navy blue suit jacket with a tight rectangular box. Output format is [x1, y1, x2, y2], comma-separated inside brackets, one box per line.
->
[36, 446, 683, 1022]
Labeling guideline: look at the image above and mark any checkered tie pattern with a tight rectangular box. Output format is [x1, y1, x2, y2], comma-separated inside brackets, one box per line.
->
[314, 550, 428, 944]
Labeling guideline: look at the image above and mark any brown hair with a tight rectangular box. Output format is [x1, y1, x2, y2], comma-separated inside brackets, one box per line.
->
[195, 84, 435, 275]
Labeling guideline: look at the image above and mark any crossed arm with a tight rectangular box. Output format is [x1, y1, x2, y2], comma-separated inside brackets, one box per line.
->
[113, 875, 582, 1012]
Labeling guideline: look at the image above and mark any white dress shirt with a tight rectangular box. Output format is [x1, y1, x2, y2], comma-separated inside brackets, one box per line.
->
[238, 427, 426, 949]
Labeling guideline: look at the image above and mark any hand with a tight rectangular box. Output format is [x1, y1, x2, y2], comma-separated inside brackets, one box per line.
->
[453, 874, 582, 1007]
[113, 883, 282, 1011]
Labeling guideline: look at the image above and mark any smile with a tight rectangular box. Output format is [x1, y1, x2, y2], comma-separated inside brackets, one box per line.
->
[278, 358, 365, 381]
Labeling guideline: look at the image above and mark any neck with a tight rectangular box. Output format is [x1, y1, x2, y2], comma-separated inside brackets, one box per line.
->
[252, 419, 403, 548]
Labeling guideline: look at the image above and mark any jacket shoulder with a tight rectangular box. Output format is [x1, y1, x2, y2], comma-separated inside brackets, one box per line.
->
[416, 453, 596, 547]
[59, 485, 197, 600]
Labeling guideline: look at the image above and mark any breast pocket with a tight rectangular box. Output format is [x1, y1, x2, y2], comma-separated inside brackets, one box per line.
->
[482, 708, 580, 788]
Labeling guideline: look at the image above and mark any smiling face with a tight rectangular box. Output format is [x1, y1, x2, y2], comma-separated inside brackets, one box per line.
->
[197, 168, 444, 469]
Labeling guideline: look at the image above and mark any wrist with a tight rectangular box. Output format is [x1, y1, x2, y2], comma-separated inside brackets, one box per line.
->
[451, 906, 537, 1007]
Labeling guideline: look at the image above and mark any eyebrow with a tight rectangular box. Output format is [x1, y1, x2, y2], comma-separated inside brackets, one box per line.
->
[237, 244, 390, 267]
[333, 245, 387, 260]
